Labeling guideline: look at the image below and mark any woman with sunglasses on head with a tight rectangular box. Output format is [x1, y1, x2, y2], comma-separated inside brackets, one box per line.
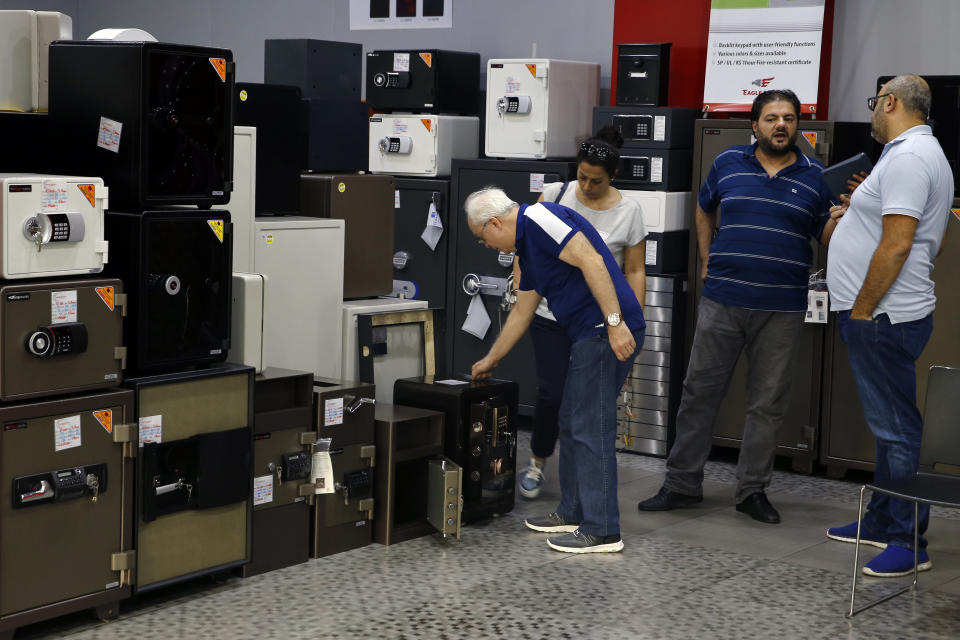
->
[517, 126, 647, 499]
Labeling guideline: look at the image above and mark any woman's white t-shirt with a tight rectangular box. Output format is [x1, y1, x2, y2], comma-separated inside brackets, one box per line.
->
[533, 181, 647, 320]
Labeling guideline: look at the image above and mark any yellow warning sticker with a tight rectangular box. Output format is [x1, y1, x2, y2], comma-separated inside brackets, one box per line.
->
[421, 118, 432, 132]
[239, 89, 248, 102]
[419, 52, 432, 68]
[801, 131, 818, 148]
[207, 219, 224, 243]
[526, 64, 537, 77]
[96, 286, 114, 311]
[338, 182, 346, 193]
[209, 57, 226, 82]
[93, 409, 113, 434]
[265, 233, 274, 245]
[77, 183, 96, 207]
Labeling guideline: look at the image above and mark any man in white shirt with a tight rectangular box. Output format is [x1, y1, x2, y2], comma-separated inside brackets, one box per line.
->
[826, 74, 953, 578]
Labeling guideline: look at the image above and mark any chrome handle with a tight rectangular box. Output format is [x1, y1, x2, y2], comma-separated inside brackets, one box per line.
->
[20, 480, 54, 503]
[462, 273, 498, 296]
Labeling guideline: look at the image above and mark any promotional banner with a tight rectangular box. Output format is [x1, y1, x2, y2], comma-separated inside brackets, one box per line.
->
[702, 0, 826, 113]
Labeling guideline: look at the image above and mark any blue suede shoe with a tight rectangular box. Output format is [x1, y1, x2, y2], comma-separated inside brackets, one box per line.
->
[826, 522, 888, 549]
[863, 545, 932, 577]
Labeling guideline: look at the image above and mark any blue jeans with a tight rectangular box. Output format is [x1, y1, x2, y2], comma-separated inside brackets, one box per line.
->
[838, 311, 933, 550]
[555, 328, 644, 537]
[530, 315, 571, 459]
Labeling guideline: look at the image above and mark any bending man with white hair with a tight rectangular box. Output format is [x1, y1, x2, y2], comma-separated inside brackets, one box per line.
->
[466, 186, 645, 553]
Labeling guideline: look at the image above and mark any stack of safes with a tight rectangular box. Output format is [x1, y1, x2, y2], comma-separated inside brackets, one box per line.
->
[46, 40, 256, 596]
[363, 49, 482, 387]
[446, 58, 600, 418]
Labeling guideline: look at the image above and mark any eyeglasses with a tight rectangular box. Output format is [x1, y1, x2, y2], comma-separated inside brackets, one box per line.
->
[476, 218, 492, 245]
[867, 93, 892, 111]
[579, 142, 613, 161]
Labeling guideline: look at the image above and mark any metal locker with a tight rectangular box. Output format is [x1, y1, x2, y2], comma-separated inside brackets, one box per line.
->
[0, 174, 108, 279]
[485, 59, 599, 159]
[126, 363, 254, 593]
[0, 278, 125, 401]
[369, 115, 479, 177]
[0, 389, 134, 637]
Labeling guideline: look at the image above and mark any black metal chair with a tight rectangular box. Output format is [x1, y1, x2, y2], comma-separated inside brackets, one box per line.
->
[848, 365, 960, 616]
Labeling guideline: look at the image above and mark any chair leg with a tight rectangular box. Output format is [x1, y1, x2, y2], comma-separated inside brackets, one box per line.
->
[848, 486, 866, 617]
[848, 496, 921, 617]
[912, 501, 920, 588]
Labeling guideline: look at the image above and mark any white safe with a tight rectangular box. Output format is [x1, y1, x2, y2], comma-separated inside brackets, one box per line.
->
[341, 298, 429, 404]
[231, 126, 256, 272]
[0, 10, 72, 112]
[227, 272, 266, 374]
[369, 115, 479, 177]
[253, 217, 344, 380]
[0, 174, 108, 278]
[621, 190, 692, 233]
[485, 59, 599, 159]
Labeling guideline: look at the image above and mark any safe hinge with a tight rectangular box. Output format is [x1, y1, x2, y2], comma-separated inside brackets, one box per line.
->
[110, 550, 136, 571]
[113, 422, 138, 444]
[358, 498, 374, 520]
[298, 484, 315, 498]
[114, 346, 127, 369]
[360, 444, 376, 467]
[115, 293, 128, 316]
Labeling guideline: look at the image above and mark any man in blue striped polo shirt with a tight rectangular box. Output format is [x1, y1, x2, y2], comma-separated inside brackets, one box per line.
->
[638, 89, 842, 524]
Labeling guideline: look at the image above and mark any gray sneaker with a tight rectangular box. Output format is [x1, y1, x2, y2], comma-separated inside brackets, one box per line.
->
[524, 512, 578, 533]
[547, 529, 624, 554]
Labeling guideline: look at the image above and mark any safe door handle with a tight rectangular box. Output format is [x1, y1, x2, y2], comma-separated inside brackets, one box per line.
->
[346, 397, 376, 414]
[20, 480, 54, 504]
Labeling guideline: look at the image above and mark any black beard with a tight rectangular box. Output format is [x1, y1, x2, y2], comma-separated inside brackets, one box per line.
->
[756, 134, 795, 157]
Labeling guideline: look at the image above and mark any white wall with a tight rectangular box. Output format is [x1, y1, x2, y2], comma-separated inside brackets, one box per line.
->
[829, 0, 960, 122]
[49, 0, 616, 94]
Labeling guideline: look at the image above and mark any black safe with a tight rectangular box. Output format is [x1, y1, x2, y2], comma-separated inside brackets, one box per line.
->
[616, 43, 671, 107]
[392, 178, 450, 307]
[264, 39, 362, 101]
[593, 106, 697, 149]
[613, 148, 692, 191]
[48, 41, 235, 210]
[448, 158, 577, 414]
[302, 99, 369, 172]
[393, 376, 516, 522]
[365, 49, 480, 115]
[234, 83, 303, 215]
[104, 210, 233, 372]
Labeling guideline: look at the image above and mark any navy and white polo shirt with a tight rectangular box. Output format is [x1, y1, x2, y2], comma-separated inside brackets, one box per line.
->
[515, 202, 645, 342]
[699, 143, 833, 312]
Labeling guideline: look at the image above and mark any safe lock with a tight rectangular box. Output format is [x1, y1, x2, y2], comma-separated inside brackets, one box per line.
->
[149, 273, 181, 296]
[496, 95, 532, 116]
[393, 251, 410, 270]
[14, 463, 108, 508]
[23, 212, 86, 252]
[25, 322, 89, 358]
[378, 136, 413, 154]
[373, 71, 410, 89]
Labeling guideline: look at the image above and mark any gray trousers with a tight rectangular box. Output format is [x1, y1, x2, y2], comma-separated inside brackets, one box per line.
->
[664, 296, 803, 503]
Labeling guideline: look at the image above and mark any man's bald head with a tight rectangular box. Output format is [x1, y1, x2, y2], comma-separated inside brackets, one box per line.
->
[883, 74, 931, 120]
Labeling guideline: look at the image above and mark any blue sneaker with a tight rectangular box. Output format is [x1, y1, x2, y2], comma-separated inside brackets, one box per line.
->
[826, 522, 888, 549]
[518, 458, 544, 499]
[863, 545, 932, 577]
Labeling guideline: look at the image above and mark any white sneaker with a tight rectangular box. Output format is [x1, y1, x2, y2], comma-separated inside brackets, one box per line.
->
[518, 458, 545, 499]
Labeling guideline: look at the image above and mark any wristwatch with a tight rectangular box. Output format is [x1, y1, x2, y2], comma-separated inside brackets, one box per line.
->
[606, 312, 622, 327]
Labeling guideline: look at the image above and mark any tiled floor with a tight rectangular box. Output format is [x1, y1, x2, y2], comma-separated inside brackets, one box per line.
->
[16, 431, 960, 640]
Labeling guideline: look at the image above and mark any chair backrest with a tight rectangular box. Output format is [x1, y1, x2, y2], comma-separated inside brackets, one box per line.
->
[919, 365, 960, 476]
